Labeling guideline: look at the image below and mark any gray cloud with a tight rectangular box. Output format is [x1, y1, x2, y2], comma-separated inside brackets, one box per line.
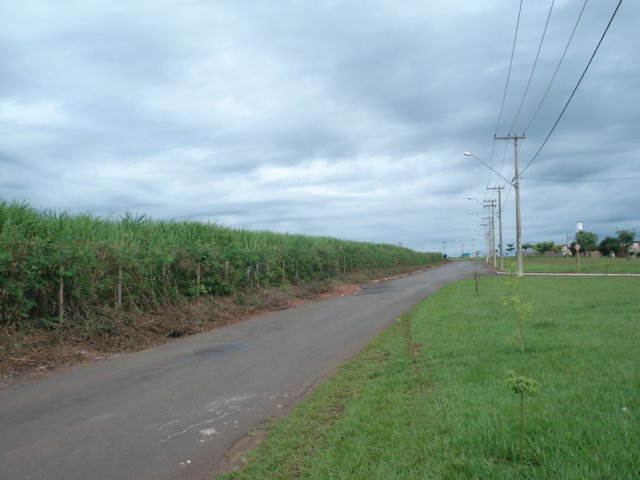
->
[1, 0, 638, 253]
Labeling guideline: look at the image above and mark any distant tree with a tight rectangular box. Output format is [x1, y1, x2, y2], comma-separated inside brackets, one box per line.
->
[598, 236, 620, 257]
[573, 230, 598, 255]
[616, 229, 636, 256]
[535, 241, 555, 255]
[522, 242, 534, 253]
[506, 243, 515, 255]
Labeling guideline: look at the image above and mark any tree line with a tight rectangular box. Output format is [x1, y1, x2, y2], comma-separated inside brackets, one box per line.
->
[518, 229, 637, 257]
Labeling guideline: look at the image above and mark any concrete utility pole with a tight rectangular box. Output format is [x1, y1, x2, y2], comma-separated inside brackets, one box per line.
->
[495, 135, 525, 277]
[484, 199, 497, 268]
[480, 223, 489, 262]
[487, 186, 505, 271]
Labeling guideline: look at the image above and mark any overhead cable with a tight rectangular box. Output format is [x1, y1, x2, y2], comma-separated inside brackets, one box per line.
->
[520, 0, 623, 175]
[524, 175, 640, 182]
[494, 0, 524, 136]
[523, 0, 589, 133]
[508, 0, 556, 134]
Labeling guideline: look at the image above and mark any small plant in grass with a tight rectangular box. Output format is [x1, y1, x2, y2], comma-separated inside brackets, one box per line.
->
[503, 268, 532, 352]
[507, 294, 531, 351]
[506, 370, 539, 465]
[474, 266, 479, 294]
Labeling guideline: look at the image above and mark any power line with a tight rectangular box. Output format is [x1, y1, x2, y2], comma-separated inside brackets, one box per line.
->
[521, 0, 623, 176]
[497, 136, 510, 180]
[508, 0, 556, 134]
[483, 139, 504, 204]
[523, 0, 589, 133]
[502, 181, 513, 212]
[524, 175, 640, 182]
[494, 0, 524, 136]
[483, 140, 497, 203]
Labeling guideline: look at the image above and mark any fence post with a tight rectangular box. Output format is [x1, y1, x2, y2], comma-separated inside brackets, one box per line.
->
[196, 262, 201, 296]
[116, 266, 123, 309]
[58, 272, 64, 322]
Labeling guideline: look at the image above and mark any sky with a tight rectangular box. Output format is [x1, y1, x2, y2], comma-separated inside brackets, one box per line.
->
[1, 0, 638, 254]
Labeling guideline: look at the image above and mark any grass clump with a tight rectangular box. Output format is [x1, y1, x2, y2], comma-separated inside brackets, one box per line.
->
[221, 276, 640, 479]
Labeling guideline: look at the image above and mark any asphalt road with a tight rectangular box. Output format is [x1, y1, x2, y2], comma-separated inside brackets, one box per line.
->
[0, 261, 487, 480]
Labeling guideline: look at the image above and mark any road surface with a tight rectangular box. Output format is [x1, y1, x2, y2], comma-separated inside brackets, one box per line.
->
[0, 261, 487, 480]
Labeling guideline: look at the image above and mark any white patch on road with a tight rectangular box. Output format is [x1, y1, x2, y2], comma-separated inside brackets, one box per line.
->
[158, 394, 255, 446]
[204, 394, 254, 413]
[199, 428, 219, 443]
[157, 420, 178, 431]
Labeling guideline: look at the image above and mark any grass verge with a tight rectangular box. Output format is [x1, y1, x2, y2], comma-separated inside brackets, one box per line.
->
[504, 255, 640, 274]
[220, 276, 640, 479]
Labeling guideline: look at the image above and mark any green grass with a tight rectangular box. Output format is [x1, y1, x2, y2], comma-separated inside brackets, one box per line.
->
[505, 255, 640, 274]
[220, 276, 640, 479]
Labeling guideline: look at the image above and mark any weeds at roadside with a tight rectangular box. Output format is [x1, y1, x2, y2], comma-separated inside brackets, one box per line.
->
[1, 286, 296, 381]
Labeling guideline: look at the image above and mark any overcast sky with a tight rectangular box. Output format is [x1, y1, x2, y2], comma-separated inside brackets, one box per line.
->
[1, 0, 638, 254]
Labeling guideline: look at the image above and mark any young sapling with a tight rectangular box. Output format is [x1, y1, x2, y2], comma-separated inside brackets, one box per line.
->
[506, 370, 539, 465]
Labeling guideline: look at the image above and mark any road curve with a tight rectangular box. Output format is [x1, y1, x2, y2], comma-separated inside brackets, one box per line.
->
[0, 261, 488, 480]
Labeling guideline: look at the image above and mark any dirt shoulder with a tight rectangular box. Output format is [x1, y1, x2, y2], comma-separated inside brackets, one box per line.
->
[0, 285, 346, 386]
[1, 266, 441, 386]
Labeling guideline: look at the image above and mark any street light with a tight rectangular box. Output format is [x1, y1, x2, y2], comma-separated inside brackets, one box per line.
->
[467, 196, 484, 207]
[465, 151, 523, 277]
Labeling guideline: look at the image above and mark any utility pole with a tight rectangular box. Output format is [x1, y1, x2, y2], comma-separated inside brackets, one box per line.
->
[487, 186, 505, 271]
[442, 241, 447, 257]
[484, 199, 497, 268]
[495, 135, 525, 277]
[480, 224, 489, 262]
